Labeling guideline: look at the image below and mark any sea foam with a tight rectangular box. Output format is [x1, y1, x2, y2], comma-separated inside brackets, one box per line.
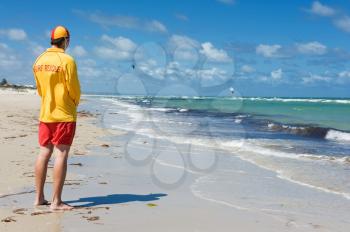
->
[325, 129, 350, 142]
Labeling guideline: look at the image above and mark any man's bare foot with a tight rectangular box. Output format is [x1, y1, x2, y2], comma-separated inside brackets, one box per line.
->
[34, 199, 50, 206]
[50, 202, 74, 211]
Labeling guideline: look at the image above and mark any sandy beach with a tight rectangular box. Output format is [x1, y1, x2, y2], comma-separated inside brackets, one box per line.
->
[0, 90, 109, 231]
[0, 90, 349, 232]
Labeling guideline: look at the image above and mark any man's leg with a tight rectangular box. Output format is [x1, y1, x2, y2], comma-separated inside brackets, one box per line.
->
[34, 144, 54, 206]
[50, 144, 73, 210]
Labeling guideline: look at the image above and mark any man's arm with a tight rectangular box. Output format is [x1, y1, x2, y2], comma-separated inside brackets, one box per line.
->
[65, 59, 81, 106]
[33, 72, 42, 97]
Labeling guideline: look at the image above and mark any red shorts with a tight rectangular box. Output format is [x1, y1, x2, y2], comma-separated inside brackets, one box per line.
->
[39, 121, 76, 146]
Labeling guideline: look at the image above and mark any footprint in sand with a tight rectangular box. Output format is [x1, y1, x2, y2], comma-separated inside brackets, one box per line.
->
[1, 216, 16, 223]
[82, 215, 100, 221]
[12, 208, 27, 215]
[69, 163, 83, 166]
[4, 136, 17, 139]
[31, 210, 52, 216]
[74, 152, 86, 156]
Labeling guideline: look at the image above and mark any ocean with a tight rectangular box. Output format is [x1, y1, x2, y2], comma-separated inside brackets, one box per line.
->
[87, 95, 350, 201]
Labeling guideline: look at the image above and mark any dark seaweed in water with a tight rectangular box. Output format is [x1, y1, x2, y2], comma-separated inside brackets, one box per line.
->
[268, 123, 329, 138]
[296, 127, 329, 138]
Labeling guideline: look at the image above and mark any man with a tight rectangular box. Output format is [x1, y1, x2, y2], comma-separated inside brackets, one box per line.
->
[33, 25, 80, 211]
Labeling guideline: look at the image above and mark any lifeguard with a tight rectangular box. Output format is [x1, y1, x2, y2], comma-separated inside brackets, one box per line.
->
[33, 25, 80, 211]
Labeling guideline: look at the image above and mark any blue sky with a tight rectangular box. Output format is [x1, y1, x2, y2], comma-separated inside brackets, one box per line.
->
[1, 0, 350, 97]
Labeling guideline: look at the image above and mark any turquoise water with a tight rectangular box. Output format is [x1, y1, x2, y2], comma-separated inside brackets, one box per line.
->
[143, 97, 350, 132]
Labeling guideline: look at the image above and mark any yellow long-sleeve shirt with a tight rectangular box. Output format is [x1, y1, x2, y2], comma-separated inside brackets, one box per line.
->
[33, 47, 81, 122]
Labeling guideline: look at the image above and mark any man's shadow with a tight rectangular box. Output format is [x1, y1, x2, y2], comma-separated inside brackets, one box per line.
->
[65, 193, 167, 207]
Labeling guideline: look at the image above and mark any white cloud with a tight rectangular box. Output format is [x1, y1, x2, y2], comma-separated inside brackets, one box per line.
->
[79, 65, 102, 78]
[338, 71, 350, 79]
[31, 43, 45, 56]
[334, 16, 350, 33]
[302, 73, 331, 84]
[299, 71, 350, 85]
[271, 68, 283, 80]
[79, 59, 97, 67]
[0, 43, 18, 67]
[0, 28, 27, 40]
[256, 44, 282, 58]
[217, 0, 235, 5]
[296, 41, 327, 55]
[309, 1, 335, 17]
[95, 35, 137, 60]
[69, 45, 88, 57]
[95, 47, 131, 61]
[90, 13, 137, 28]
[8, 29, 27, 40]
[75, 10, 167, 33]
[146, 20, 167, 33]
[168, 34, 200, 50]
[135, 35, 233, 82]
[175, 13, 188, 21]
[77, 58, 121, 81]
[200, 42, 231, 62]
[78, 59, 100, 78]
[0, 42, 28, 84]
[167, 35, 200, 61]
[174, 47, 199, 61]
[137, 59, 167, 80]
[305, 2, 350, 34]
[258, 68, 283, 82]
[197, 67, 228, 80]
[101, 35, 136, 51]
[135, 52, 231, 82]
[168, 35, 232, 62]
[240, 65, 255, 73]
